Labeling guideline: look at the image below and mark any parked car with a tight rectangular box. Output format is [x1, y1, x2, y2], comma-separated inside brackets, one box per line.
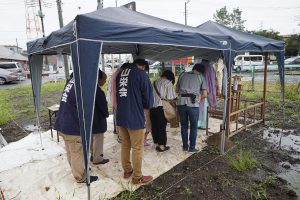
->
[0, 62, 26, 80]
[234, 55, 264, 72]
[149, 61, 185, 75]
[284, 56, 300, 70]
[0, 68, 18, 85]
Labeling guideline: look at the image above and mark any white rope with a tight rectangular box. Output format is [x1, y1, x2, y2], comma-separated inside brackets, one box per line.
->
[152, 127, 264, 199]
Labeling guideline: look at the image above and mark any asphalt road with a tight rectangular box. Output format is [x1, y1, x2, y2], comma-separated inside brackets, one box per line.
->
[233, 71, 300, 83]
[0, 77, 53, 89]
[0, 71, 299, 90]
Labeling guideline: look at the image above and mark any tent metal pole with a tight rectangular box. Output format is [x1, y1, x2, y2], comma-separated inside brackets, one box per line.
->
[262, 53, 268, 123]
[87, 184, 90, 200]
[101, 54, 105, 71]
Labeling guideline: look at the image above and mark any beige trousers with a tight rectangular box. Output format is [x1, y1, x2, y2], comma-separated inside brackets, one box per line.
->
[60, 132, 85, 183]
[119, 127, 145, 179]
[91, 133, 104, 163]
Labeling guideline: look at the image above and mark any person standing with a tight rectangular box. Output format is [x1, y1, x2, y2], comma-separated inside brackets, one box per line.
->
[133, 59, 152, 146]
[55, 71, 110, 183]
[109, 66, 123, 142]
[151, 70, 176, 152]
[198, 59, 217, 129]
[116, 60, 154, 184]
[176, 63, 207, 152]
[91, 71, 110, 165]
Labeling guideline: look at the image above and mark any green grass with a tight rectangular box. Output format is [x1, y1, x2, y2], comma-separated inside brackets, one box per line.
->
[0, 81, 65, 126]
[241, 81, 300, 127]
[113, 182, 139, 200]
[228, 149, 258, 172]
[0, 90, 10, 125]
[241, 81, 300, 102]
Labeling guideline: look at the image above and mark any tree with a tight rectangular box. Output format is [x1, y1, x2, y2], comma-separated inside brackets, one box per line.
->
[250, 29, 283, 40]
[213, 6, 246, 31]
[285, 34, 300, 56]
[213, 6, 231, 26]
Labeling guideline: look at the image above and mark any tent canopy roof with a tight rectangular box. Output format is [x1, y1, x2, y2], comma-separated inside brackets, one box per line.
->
[27, 7, 285, 61]
[27, 7, 231, 61]
[197, 21, 284, 52]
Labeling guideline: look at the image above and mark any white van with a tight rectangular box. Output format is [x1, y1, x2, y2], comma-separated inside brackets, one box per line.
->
[234, 55, 264, 72]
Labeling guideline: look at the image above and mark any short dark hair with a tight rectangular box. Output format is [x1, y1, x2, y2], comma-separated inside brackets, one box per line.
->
[192, 63, 205, 73]
[133, 59, 149, 71]
[161, 70, 175, 85]
[120, 62, 133, 69]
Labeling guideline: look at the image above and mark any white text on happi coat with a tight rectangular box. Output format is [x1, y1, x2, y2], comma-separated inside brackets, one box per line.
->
[119, 68, 131, 97]
[61, 78, 75, 102]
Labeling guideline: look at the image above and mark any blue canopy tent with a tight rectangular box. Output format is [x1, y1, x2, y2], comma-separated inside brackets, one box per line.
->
[27, 7, 230, 198]
[197, 21, 285, 152]
[27, 7, 285, 197]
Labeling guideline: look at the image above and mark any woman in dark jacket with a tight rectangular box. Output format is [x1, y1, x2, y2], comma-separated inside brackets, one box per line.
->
[91, 70, 110, 165]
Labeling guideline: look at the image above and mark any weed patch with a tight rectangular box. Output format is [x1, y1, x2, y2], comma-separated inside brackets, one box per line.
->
[228, 149, 258, 172]
[250, 176, 277, 200]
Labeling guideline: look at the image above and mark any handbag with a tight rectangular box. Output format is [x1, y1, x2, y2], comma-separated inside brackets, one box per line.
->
[153, 81, 177, 122]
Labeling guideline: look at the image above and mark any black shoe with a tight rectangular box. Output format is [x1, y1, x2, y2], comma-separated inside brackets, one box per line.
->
[93, 159, 109, 165]
[90, 175, 98, 183]
[188, 148, 200, 153]
[183, 147, 188, 152]
[156, 146, 170, 152]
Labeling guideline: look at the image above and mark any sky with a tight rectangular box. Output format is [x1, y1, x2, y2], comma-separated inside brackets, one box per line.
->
[0, 0, 299, 49]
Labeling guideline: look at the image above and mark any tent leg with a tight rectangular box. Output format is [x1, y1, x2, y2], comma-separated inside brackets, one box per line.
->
[36, 111, 44, 150]
[87, 184, 90, 200]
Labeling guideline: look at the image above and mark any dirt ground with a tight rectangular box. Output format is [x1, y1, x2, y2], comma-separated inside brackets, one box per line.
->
[1, 99, 299, 200]
[113, 101, 300, 200]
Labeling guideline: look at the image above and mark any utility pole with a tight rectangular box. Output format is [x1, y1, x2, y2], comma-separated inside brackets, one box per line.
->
[56, 0, 70, 80]
[38, 0, 45, 37]
[16, 38, 19, 54]
[37, 0, 48, 71]
[96, 0, 105, 71]
[184, 0, 190, 25]
[97, 0, 103, 10]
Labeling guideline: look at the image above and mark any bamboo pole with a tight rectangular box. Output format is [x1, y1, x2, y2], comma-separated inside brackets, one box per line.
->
[226, 71, 233, 137]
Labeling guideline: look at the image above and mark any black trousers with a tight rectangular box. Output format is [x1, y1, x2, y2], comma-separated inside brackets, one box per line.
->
[150, 106, 167, 146]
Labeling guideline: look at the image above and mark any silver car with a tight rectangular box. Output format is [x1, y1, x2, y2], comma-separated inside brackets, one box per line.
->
[0, 62, 26, 80]
[0, 68, 18, 85]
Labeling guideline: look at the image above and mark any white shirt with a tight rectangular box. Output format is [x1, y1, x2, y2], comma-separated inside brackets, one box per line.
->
[152, 78, 176, 108]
